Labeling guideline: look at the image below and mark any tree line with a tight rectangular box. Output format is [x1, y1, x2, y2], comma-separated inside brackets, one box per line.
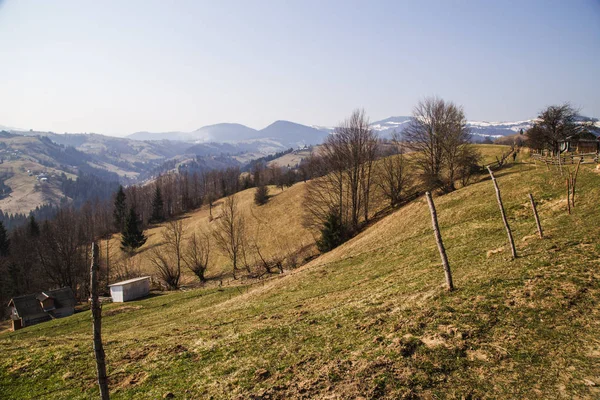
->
[305, 98, 482, 252]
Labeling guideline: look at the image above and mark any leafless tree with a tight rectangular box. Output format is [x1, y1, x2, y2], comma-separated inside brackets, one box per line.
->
[183, 231, 211, 282]
[148, 220, 185, 289]
[404, 97, 472, 192]
[376, 133, 412, 207]
[526, 103, 591, 153]
[212, 194, 246, 279]
[304, 109, 379, 234]
[457, 144, 482, 187]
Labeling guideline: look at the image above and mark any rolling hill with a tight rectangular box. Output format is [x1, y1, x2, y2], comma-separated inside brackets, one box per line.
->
[1, 147, 599, 398]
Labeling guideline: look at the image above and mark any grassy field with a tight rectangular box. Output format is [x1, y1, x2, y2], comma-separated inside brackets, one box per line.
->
[1, 148, 599, 399]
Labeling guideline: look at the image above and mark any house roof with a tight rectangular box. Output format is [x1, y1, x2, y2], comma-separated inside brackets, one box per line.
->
[8, 288, 75, 319]
[564, 130, 600, 141]
[108, 276, 151, 287]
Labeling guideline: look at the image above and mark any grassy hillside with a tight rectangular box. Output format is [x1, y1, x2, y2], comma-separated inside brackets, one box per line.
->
[1, 152, 599, 399]
[106, 181, 318, 282]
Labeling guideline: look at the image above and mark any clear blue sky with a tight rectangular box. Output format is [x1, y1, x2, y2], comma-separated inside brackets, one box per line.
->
[0, 0, 598, 136]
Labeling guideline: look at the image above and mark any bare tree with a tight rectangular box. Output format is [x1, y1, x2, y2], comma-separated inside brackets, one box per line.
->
[212, 194, 246, 279]
[148, 220, 185, 289]
[183, 231, 211, 282]
[526, 103, 589, 153]
[376, 134, 412, 207]
[404, 97, 472, 192]
[304, 109, 379, 235]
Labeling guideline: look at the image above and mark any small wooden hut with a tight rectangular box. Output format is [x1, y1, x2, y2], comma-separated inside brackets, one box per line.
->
[8, 287, 76, 331]
[559, 130, 600, 154]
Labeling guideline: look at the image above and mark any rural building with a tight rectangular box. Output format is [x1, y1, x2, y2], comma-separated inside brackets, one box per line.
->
[559, 131, 600, 154]
[8, 287, 76, 331]
[109, 276, 150, 302]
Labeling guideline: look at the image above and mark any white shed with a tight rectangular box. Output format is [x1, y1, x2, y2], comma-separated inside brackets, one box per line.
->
[108, 276, 150, 302]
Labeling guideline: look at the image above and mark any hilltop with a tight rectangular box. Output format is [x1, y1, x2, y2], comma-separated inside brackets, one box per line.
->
[1, 147, 600, 399]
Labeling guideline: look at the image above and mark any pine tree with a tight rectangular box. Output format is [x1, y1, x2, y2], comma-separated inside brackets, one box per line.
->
[113, 185, 127, 232]
[316, 211, 346, 253]
[254, 184, 269, 205]
[150, 186, 165, 223]
[0, 220, 10, 257]
[120, 206, 147, 253]
[27, 215, 40, 237]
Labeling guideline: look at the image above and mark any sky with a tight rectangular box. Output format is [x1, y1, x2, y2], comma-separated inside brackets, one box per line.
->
[0, 0, 599, 136]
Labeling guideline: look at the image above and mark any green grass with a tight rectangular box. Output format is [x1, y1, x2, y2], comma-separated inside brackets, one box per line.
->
[1, 155, 600, 399]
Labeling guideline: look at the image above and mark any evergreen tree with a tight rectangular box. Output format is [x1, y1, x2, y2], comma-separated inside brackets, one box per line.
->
[150, 186, 165, 223]
[0, 220, 10, 257]
[120, 206, 147, 253]
[254, 184, 269, 205]
[316, 211, 347, 253]
[113, 185, 127, 232]
[27, 215, 40, 237]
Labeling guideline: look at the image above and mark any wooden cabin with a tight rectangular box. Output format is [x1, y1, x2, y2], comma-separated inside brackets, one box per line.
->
[8, 287, 76, 331]
[109, 276, 150, 302]
[559, 131, 600, 154]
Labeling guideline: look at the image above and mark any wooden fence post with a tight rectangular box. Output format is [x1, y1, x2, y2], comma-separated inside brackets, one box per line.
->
[566, 178, 571, 215]
[487, 167, 517, 259]
[91, 242, 110, 400]
[528, 193, 543, 239]
[425, 192, 454, 291]
[571, 159, 581, 208]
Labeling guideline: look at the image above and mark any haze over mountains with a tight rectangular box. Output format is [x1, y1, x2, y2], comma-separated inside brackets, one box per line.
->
[125, 116, 539, 145]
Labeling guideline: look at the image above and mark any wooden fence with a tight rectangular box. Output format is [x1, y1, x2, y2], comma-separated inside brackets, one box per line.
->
[531, 152, 599, 165]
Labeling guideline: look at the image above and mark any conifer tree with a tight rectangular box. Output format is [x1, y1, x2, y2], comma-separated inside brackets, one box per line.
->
[0, 220, 10, 257]
[27, 215, 40, 237]
[113, 185, 127, 232]
[120, 206, 147, 253]
[316, 211, 346, 253]
[150, 186, 165, 223]
[254, 184, 269, 205]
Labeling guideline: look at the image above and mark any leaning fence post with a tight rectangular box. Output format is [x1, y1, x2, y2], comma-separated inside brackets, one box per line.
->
[91, 242, 110, 400]
[528, 193, 543, 239]
[571, 159, 581, 208]
[425, 192, 454, 291]
[487, 167, 517, 259]
[566, 178, 571, 215]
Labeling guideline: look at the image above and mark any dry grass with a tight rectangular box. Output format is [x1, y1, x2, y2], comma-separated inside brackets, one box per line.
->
[105, 181, 318, 284]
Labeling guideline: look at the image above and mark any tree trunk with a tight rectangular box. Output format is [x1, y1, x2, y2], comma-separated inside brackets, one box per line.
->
[425, 192, 454, 291]
[90, 242, 110, 400]
[487, 167, 517, 259]
[528, 193, 543, 239]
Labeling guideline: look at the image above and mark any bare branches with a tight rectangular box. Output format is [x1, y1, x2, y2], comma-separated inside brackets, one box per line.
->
[212, 194, 246, 279]
[376, 139, 412, 208]
[304, 109, 379, 237]
[148, 220, 185, 289]
[183, 232, 210, 283]
[404, 97, 472, 192]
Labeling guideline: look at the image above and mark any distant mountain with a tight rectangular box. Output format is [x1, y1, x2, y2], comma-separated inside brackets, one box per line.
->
[258, 120, 328, 147]
[369, 116, 534, 142]
[128, 120, 328, 148]
[0, 124, 24, 132]
[192, 123, 259, 142]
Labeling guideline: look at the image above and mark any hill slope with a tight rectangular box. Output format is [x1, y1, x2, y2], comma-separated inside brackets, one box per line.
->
[1, 154, 600, 399]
